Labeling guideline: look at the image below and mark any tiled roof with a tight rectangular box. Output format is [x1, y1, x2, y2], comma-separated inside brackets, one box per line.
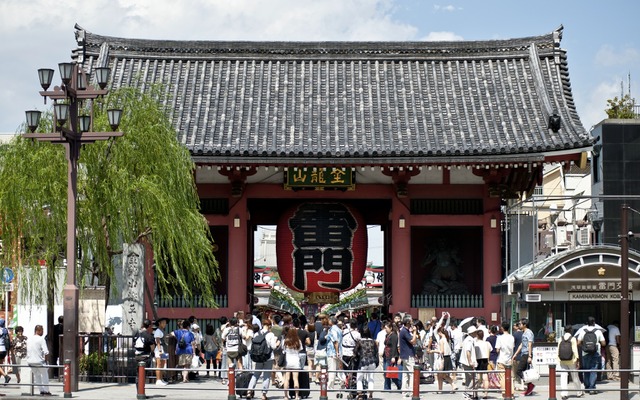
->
[74, 25, 591, 164]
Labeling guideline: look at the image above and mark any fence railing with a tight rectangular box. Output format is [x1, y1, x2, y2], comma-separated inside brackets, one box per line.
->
[77, 334, 138, 382]
[154, 294, 228, 308]
[411, 293, 484, 308]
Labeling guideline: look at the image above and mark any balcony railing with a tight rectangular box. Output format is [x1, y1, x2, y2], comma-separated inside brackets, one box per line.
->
[155, 294, 228, 308]
[411, 293, 484, 308]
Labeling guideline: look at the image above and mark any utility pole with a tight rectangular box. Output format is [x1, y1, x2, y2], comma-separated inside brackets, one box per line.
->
[620, 204, 630, 400]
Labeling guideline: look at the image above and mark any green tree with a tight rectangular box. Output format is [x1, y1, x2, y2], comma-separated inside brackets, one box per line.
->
[0, 86, 219, 308]
[605, 94, 637, 119]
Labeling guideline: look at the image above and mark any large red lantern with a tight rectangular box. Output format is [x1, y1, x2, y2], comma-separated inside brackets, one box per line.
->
[276, 202, 368, 293]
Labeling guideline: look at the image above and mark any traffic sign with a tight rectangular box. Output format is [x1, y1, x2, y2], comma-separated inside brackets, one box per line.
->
[1, 283, 14, 292]
[2, 268, 13, 283]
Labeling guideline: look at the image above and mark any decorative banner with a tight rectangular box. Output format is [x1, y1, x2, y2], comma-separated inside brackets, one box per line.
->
[284, 167, 355, 190]
[276, 202, 368, 293]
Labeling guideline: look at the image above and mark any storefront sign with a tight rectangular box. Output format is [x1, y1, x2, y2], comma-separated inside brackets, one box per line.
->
[307, 292, 340, 304]
[285, 167, 354, 190]
[568, 292, 633, 301]
[533, 346, 559, 365]
[569, 282, 633, 291]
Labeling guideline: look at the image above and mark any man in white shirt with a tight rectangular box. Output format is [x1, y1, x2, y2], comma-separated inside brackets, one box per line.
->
[459, 326, 478, 392]
[27, 325, 51, 396]
[495, 321, 515, 397]
[606, 321, 621, 381]
[576, 317, 606, 394]
[450, 320, 464, 371]
[476, 317, 490, 341]
[341, 319, 362, 380]
[375, 324, 387, 371]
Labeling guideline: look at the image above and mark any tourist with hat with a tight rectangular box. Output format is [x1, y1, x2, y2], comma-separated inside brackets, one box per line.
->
[459, 325, 478, 399]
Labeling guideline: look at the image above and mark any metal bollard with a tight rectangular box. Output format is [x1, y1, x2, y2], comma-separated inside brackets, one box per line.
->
[64, 359, 72, 398]
[412, 365, 420, 400]
[504, 365, 513, 400]
[319, 368, 328, 400]
[548, 364, 556, 400]
[137, 362, 147, 399]
[228, 365, 237, 400]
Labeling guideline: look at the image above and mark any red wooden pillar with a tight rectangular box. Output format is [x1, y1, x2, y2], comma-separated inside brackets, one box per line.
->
[390, 195, 411, 314]
[483, 197, 502, 320]
[228, 196, 249, 314]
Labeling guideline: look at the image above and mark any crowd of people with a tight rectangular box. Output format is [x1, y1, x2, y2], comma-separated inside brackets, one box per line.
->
[131, 310, 552, 399]
[0, 310, 620, 399]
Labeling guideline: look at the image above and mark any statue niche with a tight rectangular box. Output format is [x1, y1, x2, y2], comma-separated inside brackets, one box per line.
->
[420, 238, 469, 295]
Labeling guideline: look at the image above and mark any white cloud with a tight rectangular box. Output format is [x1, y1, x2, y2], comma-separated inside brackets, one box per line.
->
[433, 4, 461, 12]
[577, 79, 622, 130]
[595, 44, 640, 67]
[0, 0, 420, 132]
[421, 31, 463, 41]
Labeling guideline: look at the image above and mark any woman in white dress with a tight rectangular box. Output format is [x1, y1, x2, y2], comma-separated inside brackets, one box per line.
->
[282, 327, 303, 400]
[433, 327, 457, 393]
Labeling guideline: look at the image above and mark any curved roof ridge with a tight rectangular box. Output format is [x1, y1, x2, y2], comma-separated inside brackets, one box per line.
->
[79, 27, 559, 60]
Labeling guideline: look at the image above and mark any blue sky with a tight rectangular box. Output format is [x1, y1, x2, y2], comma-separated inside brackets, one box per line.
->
[1, 0, 638, 135]
[1, 0, 638, 265]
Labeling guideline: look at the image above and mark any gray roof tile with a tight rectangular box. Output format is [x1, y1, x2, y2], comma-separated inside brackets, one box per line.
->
[74, 26, 591, 163]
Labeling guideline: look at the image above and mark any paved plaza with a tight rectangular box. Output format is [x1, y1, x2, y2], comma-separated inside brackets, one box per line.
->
[0, 371, 636, 400]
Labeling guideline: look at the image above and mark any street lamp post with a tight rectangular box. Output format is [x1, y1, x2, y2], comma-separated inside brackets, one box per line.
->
[24, 62, 122, 391]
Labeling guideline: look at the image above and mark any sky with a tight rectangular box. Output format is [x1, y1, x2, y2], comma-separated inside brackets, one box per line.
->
[1, 1, 639, 135]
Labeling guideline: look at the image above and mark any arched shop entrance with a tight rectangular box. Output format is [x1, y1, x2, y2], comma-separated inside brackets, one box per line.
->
[494, 245, 640, 337]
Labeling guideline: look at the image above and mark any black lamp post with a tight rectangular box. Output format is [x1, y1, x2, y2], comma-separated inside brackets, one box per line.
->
[24, 62, 123, 392]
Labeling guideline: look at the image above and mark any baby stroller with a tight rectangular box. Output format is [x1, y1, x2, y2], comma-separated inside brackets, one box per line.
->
[337, 357, 367, 400]
[420, 357, 435, 384]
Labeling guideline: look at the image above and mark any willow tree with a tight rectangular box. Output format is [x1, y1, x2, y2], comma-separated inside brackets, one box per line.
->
[0, 86, 219, 311]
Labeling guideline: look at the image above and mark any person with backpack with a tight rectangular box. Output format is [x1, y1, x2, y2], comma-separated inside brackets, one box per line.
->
[133, 319, 156, 369]
[557, 324, 584, 400]
[0, 318, 11, 385]
[247, 320, 280, 400]
[576, 317, 606, 395]
[356, 327, 378, 399]
[171, 319, 196, 383]
[223, 317, 244, 372]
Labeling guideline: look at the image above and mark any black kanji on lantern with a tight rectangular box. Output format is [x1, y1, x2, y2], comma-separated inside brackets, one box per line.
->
[288, 203, 358, 291]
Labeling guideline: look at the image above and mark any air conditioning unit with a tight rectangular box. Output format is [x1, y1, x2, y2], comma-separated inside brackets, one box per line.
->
[525, 293, 542, 302]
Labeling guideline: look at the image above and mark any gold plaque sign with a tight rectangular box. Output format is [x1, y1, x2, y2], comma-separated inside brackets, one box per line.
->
[307, 292, 340, 304]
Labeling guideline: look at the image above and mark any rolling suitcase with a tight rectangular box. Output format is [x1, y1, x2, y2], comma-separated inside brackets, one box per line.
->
[289, 371, 311, 399]
[236, 371, 254, 398]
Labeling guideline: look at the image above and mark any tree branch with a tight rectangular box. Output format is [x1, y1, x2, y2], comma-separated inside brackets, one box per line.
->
[136, 227, 153, 242]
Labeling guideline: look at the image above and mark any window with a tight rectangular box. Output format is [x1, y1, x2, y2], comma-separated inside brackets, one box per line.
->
[578, 228, 590, 245]
[533, 186, 543, 196]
